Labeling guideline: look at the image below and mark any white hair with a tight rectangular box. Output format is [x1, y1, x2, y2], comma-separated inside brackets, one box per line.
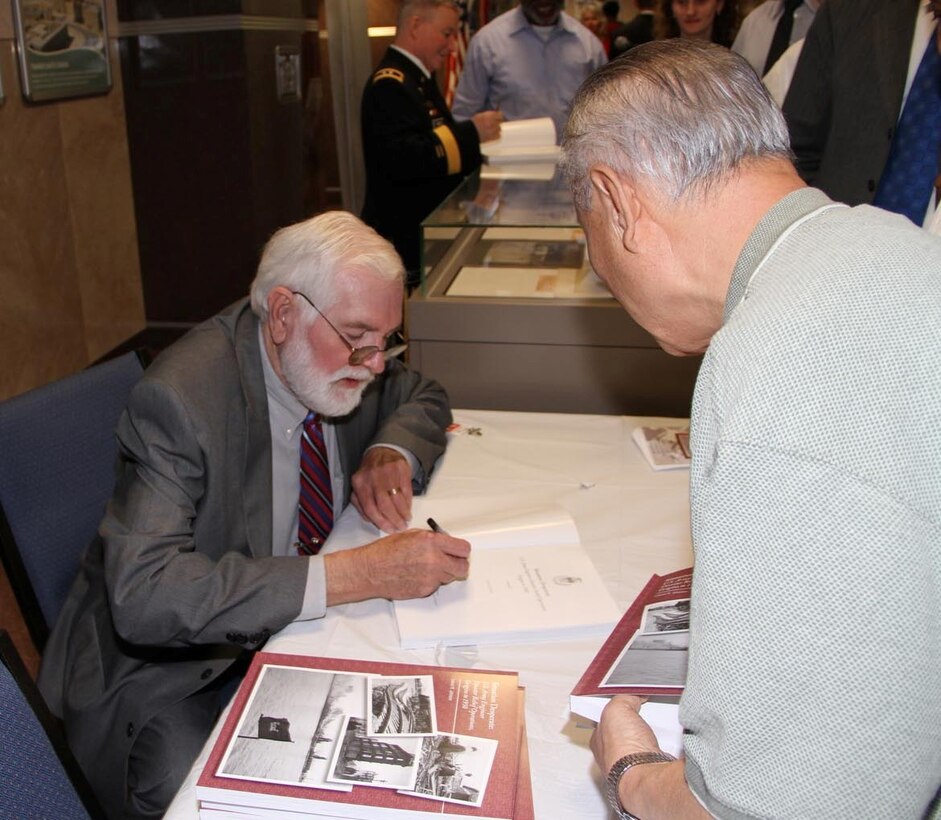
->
[249, 211, 403, 321]
[396, 0, 460, 29]
[560, 39, 792, 210]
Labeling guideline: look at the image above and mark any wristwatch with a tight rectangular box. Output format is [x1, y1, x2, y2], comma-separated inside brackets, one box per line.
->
[605, 751, 677, 820]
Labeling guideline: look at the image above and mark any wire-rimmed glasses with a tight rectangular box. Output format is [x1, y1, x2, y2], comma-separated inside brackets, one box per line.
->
[291, 291, 407, 366]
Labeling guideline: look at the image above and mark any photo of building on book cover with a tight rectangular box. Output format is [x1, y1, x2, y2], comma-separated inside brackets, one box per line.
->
[219, 663, 496, 803]
[197, 653, 526, 818]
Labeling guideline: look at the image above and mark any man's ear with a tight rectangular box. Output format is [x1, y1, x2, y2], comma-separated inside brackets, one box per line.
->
[266, 287, 295, 345]
[404, 13, 423, 42]
[588, 166, 644, 252]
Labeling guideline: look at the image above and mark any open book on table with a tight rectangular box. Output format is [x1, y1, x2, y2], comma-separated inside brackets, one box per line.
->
[393, 498, 621, 650]
[196, 652, 532, 819]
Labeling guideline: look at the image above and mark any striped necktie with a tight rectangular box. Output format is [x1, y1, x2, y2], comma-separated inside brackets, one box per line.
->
[297, 411, 333, 555]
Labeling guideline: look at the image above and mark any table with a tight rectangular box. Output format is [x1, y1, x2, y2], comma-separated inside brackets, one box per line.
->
[165, 409, 694, 819]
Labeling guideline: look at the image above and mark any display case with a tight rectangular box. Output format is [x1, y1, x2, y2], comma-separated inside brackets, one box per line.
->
[407, 171, 701, 416]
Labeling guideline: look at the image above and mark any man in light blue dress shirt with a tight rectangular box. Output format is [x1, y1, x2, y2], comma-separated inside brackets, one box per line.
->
[452, 0, 607, 141]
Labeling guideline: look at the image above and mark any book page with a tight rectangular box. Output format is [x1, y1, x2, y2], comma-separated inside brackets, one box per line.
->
[410, 497, 579, 550]
[446, 266, 576, 298]
[395, 500, 619, 649]
[482, 239, 584, 269]
[480, 117, 556, 151]
[481, 227, 583, 242]
[480, 162, 557, 181]
[483, 144, 561, 164]
[446, 266, 611, 299]
[394, 542, 620, 649]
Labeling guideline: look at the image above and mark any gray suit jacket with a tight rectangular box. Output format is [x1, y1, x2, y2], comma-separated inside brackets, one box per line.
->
[782, 0, 920, 206]
[37, 299, 451, 815]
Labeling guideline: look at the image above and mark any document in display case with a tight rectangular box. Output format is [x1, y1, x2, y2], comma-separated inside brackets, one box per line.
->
[409, 171, 702, 416]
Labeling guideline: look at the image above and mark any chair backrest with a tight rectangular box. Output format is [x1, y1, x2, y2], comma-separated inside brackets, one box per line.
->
[0, 350, 146, 651]
[0, 629, 105, 819]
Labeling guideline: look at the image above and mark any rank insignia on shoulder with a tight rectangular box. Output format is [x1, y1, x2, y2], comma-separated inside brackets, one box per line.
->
[373, 67, 404, 83]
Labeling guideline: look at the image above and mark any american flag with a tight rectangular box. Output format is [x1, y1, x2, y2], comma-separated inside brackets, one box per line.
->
[444, 0, 483, 107]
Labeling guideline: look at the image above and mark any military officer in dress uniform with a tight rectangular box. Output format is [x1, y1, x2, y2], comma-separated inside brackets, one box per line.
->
[361, 0, 502, 286]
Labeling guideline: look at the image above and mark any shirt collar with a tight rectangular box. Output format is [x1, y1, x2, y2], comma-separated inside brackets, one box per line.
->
[258, 323, 309, 430]
[390, 44, 431, 78]
[723, 187, 833, 323]
[508, 6, 577, 36]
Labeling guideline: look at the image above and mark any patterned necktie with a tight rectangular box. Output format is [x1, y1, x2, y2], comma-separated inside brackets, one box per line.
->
[872, 31, 941, 224]
[297, 412, 333, 555]
[763, 0, 803, 75]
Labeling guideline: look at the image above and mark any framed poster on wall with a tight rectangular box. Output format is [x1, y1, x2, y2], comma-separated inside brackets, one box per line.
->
[12, 0, 112, 102]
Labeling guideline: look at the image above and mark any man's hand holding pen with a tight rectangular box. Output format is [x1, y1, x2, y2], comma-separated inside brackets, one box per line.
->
[324, 520, 470, 606]
[427, 517, 450, 535]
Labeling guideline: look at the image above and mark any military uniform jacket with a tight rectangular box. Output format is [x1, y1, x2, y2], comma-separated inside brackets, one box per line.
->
[361, 47, 481, 275]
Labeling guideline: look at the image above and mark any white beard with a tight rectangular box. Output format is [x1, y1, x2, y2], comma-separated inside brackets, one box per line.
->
[279, 330, 374, 418]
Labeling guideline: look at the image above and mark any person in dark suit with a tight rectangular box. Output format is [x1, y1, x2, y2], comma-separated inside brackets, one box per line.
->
[782, 0, 928, 215]
[37, 211, 471, 819]
[609, 0, 656, 59]
[361, 0, 501, 286]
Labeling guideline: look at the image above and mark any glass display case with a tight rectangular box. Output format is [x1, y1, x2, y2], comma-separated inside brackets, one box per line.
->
[407, 170, 701, 416]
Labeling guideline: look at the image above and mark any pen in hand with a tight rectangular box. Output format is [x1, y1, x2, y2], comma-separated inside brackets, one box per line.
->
[427, 517, 451, 536]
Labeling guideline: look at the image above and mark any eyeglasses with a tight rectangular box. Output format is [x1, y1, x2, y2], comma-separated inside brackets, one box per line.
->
[291, 291, 407, 367]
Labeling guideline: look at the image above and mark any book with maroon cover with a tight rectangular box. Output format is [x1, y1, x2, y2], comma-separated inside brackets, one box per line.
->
[196, 652, 525, 819]
[569, 567, 693, 723]
[513, 708, 534, 820]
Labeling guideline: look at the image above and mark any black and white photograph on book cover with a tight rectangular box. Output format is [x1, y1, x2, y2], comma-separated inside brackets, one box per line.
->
[639, 598, 691, 634]
[216, 664, 365, 792]
[404, 732, 499, 808]
[368, 675, 438, 737]
[600, 629, 689, 689]
[328, 715, 422, 791]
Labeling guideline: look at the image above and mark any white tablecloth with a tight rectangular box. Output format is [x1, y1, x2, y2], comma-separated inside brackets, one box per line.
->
[165, 409, 694, 819]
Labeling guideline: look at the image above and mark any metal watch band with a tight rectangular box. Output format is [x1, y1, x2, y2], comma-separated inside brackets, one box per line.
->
[605, 751, 677, 820]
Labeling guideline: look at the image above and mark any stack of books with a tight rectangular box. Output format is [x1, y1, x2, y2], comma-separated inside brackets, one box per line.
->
[196, 652, 532, 819]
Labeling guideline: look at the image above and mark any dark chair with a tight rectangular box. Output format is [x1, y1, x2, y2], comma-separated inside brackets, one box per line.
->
[0, 350, 146, 652]
[0, 629, 105, 819]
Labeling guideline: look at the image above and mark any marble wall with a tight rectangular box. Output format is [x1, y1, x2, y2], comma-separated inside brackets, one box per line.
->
[0, 1, 145, 401]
